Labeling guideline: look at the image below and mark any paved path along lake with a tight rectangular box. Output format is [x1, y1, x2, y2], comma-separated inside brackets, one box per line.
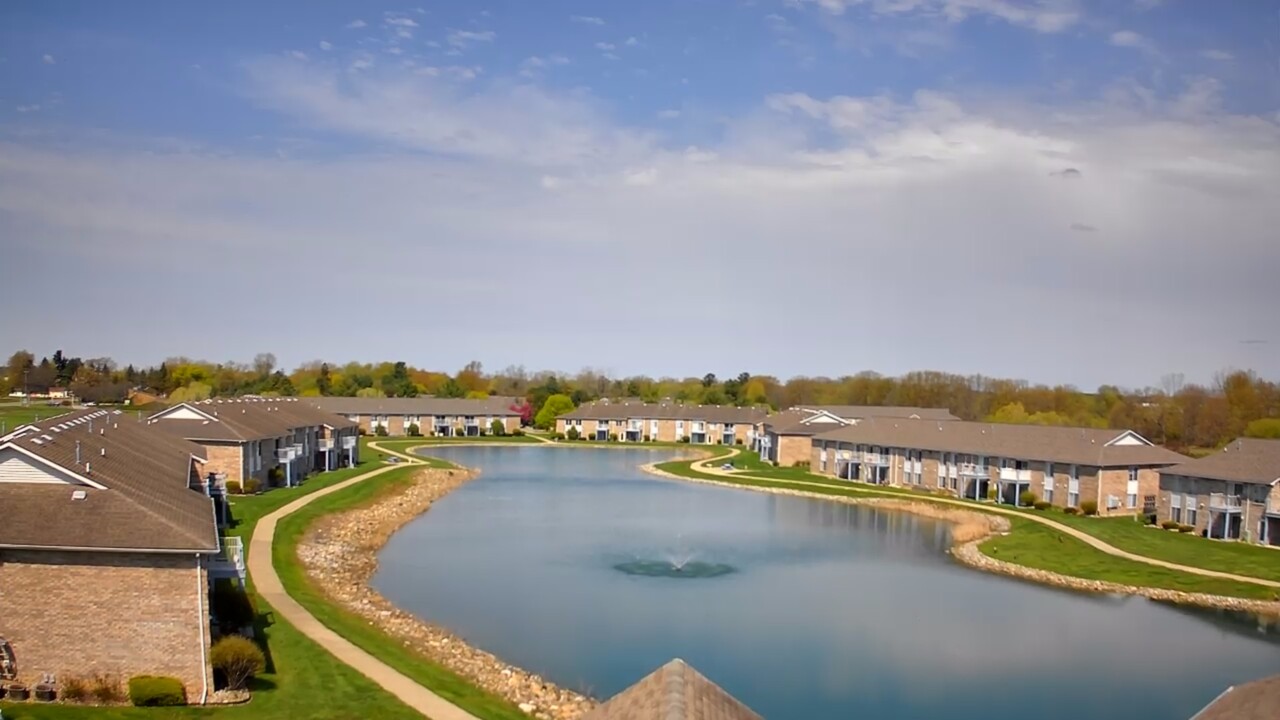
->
[375, 446, 1280, 720]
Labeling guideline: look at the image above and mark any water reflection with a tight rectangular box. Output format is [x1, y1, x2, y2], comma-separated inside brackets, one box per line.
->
[377, 446, 1280, 720]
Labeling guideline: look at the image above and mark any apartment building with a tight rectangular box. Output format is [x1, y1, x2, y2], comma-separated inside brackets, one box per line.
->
[811, 418, 1187, 515]
[754, 405, 959, 467]
[0, 409, 229, 702]
[1156, 438, 1280, 544]
[556, 401, 767, 444]
[309, 396, 522, 437]
[147, 397, 358, 488]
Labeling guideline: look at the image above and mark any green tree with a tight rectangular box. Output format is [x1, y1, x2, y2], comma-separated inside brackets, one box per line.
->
[535, 393, 575, 429]
[316, 363, 332, 396]
[355, 386, 386, 398]
[1244, 418, 1280, 439]
[169, 381, 213, 403]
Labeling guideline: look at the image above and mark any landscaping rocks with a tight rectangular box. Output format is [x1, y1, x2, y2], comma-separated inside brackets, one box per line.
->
[297, 467, 596, 720]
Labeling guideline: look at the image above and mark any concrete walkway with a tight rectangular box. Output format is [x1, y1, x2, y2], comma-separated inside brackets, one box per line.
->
[687, 449, 1280, 591]
[247, 450, 480, 720]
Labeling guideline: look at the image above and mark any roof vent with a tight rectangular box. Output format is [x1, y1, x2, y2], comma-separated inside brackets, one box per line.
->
[100, 447, 106, 457]
[71, 490, 87, 501]
[85, 462, 91, 474]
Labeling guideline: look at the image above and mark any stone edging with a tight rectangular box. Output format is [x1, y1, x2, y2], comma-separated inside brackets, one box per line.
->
[643, 463, 1280, 616]
[296, 467, 595, 720]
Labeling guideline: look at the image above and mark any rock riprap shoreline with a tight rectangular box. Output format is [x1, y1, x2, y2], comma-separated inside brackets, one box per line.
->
[296, 467, 596, 720]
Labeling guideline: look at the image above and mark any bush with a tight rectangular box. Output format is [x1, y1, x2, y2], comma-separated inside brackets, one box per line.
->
[1033, 500, 1051, 511]
[60, 676, 90, 703]
[374, 425, 389, 437]
[551, 431, 565, 440]
[128, 676, 185, 706]
[210, 635, 266, 691]
[566, 427, 580, 441]
[490, 420, 505, 436]
[1020, 490, 1039, 507]
[1063, 506, 1080, 515]
[608, 432, 618, 442]
[243, 478, 262, 494]
[735, 438, 744, 445]
[407, 423, 421, 437]
[1178, 524, 1195, 533]
[643, 435, 652, 442]
[679, 435, 691, 444]
[1081, 500, 1098, 516]
[267, 466, 284, 485]
[512, 428, 524, 436]
[225, 480, 242, 495]
[90, 674, 124, 704]
[1161, 520, 1180, 530]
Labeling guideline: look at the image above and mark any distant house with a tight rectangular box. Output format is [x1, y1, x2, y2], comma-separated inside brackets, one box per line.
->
[556, 401, 767, 444]
[754, 406, 959, 467]
[309, 396, 524, 437]
[1156, 438, 1280, 544]
[811, 419, 1187, 513]
[0, 409, 234, 702]
[127, 387, 166, 407]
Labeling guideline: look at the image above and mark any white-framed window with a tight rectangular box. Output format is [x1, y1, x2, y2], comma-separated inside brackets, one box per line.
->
[1171, 494, 1183, 523]
[819, 448, 827, 472]
[1127, 466, 1139, 508]
[1184, 494, 1197, 526]
[1043, 463, 1054, 503]
[1067, 472, 1080, 508]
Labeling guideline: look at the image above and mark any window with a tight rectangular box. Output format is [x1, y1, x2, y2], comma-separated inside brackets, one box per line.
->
[1067, 475, 1080, 508]
[1043, 464, 1054, 503]
[1184, 494, 1197, 526]
[1127, 493, 1137, 509]
[819, 449, 827, 472]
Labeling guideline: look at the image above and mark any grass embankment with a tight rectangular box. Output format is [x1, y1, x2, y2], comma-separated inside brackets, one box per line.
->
[271, 463, 529, 720]
[1, 456, 427, 720]
[656, 455, 1279, 600]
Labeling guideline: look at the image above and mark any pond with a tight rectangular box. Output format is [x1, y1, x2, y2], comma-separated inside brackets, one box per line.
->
[372, 446, 1280, 720]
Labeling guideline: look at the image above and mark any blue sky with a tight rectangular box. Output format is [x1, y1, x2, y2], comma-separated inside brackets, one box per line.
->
[1, 0, 1277, 388]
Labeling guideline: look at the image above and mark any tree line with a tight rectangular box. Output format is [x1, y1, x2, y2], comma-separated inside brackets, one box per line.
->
[3, 350, 1277, 451]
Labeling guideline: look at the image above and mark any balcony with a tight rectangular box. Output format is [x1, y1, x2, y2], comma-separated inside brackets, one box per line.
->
[318, 438, 335, 451]
[1209, 493, 1243, 512]
[1267, 498, 1280, 516]
[863, 453, 890, 466]
[999, 468, 1032, 482]
[209, 536, 245, 579]
[958, 463, 990, 477]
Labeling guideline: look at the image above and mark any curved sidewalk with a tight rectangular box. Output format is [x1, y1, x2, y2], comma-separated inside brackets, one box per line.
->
[246, 455, 480, 720]
[689, 450, 1280, 590]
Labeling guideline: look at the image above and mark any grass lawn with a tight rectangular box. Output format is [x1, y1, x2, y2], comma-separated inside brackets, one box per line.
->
[0, 403, 78, 433]
[655, 456, 1278, 600]
[271, 464, 529, 720]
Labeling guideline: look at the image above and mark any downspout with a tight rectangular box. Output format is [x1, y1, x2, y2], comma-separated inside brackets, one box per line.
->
[196, 553, 209, 704]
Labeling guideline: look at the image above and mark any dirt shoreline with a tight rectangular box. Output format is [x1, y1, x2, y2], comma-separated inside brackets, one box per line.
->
[642, 463, 1280, 616]
[296, 466, 596, 720]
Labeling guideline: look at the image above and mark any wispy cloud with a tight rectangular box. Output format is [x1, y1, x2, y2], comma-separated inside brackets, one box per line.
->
[1200, 49, 1233, 61]
[345, 19, 367, 29]
[657, 109, 681, 119]
[520, 54, 570, 77]
[288, 50, 309, 61]
[385, 17, 419, 28]
[42, 54, 55, 65]
[15, 104, 40, 113]
[448, 30, 496, 48]
[785, 0, 1081, 33]
[595, 42, 616, 51]
[1109, 30, 1158, 55]
[319, 40, 333, 51]
[570, 15, 605, 25]
[625, 37, 639, 47]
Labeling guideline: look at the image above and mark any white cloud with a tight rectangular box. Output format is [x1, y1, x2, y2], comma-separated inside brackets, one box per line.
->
[657, 109, 681, 119]
[15, 104, 40, 113]
[349, 53, 375, 71]
[345, 19, 367, 29]
[1109, 30, 1157, 55]
[595, 42, 616, 51]
[570, 15, 605, 25]
[625, 37, 639, 47]
[319, 40, 334, 51]
[448, 30, 496, 48]
[385, 17, 419, 28]
[787, 0, 1080, 33]
[386, 47, 403, 56]
[289, 50, 309, 61]
[602, 52, 620, 61]
[1200, 49, 1234, 61]
[520, 54, 570, 77]
[42, 54, 55, 65]
[623, 167, 659, 186]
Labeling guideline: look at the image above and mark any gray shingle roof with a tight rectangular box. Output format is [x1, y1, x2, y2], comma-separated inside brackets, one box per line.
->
[796, 405, 960, 421]
[308, 396, 522, 417]
[1191, 672, 1280, 720]
[562, 402, 766, 424]
[814, 417, 1189, 467]
[1158, 438, 1280, 486]
[0, 409, 218, 552]
[582, 659, 763, 720]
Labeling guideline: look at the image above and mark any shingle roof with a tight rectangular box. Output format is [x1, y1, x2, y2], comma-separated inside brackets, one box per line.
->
[582, 659, 763, 720]
[147, 397, 357, 442]
[797, 405, 960, 421]
[0, 409, 217, 552]
[562, 401, 766, 424]
[814, 418, 1189, 467]
[1191, 673, 1280, 720]
[761, 409, 850, 436]
[1159, 438, 1280, 486]
[308, 396, 522, 417]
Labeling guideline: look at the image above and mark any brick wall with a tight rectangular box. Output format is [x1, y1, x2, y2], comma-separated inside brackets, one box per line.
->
[201, 443, 245, 485]
[0, 550, 212, 702]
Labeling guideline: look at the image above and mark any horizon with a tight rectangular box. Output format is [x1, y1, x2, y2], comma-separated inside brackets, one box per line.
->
[1, 1, 1277, 389]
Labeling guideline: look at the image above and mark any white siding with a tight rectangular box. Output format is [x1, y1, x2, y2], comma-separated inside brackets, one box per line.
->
[0, 449, 81, 484]
[158, 407, 209, 421]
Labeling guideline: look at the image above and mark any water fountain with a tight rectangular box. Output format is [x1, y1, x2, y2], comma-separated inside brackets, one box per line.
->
[612, 534, 736, 578]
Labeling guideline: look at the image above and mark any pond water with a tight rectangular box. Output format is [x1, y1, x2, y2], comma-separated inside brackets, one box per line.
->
[373, 446, 1280, 720]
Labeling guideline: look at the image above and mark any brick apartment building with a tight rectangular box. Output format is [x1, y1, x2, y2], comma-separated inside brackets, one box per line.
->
[810, 418, 1187, 515]
[755, 405, 958, 467]
[556, 401, 767, 444]
[309, 396, 523, 437]
[1156, 438, 1280, 544]
[0, 409, 225, 702]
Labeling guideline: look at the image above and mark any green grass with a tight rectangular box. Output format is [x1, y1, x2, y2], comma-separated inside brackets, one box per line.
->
[271, 464, 529, 720]
[980, 520, 1278, 600]
[0, 402, 78, 433]
[655, 455, 1280, 600]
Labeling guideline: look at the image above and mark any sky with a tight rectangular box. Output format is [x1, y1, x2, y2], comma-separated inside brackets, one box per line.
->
[0, 0, 1277, 390]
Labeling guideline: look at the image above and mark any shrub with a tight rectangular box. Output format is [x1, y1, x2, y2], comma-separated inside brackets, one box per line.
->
[243, 478, 262, 495]
[210, 635, 266, 691]
[128, 676, 185, 706]
[1063, 506, 1080, 515]
[679, 435, 691, 444]
[1081, 500, 1098, 516]
[986, 487, 998, 501]
[60, 676, 90, 703]
[1033, 500, 1051, 511]
[566, 427, 580, 441]
[374, 425, 389, 437]
[643, 435, 652, 442]
[267, 466, 284, 485]
[90, 674, 124, 704]
[407, 423, 421, 437]
[1019, 490, 1039, 507]
[490, 419, 505, 436]
[608, 432, 618, 442]
[479, 429, 488, 437]
[551, 431, 565, 440]
[735, 438, 744, 445]
[1179, 524, 1195, 533]
[225, 479, 243, 495]
[512, 428, 524, 436]
[1161, 520, 1180, 530]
